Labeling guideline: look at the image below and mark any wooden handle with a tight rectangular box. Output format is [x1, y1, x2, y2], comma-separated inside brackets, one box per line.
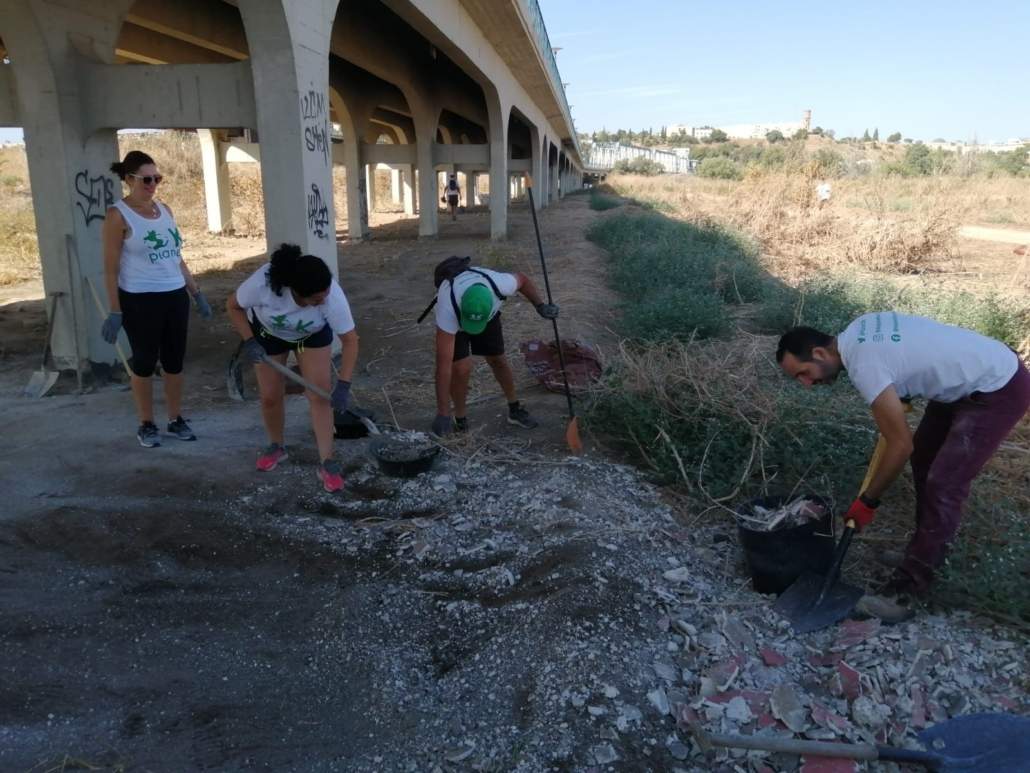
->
[700, 729, 879, 761]
[261, 355, 332, 401]
[84, 275, 133, 379]
[524, 173, 534, 188]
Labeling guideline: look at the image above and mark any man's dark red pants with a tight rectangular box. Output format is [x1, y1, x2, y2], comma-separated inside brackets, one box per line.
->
[899, 359, 1030, 593]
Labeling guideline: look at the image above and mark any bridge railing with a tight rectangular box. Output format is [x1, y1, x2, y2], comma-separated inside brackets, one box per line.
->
[520, 0, 579, 159]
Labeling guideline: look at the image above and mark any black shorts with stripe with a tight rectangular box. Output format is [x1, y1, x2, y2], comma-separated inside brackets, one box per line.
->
[453, 313, 504, 361]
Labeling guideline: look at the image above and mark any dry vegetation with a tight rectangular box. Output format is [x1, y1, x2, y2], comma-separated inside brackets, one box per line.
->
[610, 172, 1030, 289]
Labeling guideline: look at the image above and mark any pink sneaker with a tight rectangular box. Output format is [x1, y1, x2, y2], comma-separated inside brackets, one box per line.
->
[256, 443, 288, 472]
[317, 459, 345, 493]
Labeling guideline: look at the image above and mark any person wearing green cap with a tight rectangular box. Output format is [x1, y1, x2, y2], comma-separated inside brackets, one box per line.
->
[432, 263, 558, 435]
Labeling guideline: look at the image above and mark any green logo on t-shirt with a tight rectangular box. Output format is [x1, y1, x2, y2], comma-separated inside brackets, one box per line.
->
[270, 314, 289, 330]
[144, 230, 168, 249]
[295, 320, 314, 334]
[168, 227, 182, 248]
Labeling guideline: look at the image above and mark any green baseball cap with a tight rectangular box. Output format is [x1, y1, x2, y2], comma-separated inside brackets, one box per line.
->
[459, 284, 493, 335]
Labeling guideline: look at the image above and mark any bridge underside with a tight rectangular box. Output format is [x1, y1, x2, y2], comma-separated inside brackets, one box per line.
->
[0, 0, 584, 370]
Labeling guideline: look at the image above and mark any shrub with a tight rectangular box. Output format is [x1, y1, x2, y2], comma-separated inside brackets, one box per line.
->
[698, 157, 743, 181]
[589, 190, 622, 210]
[705, 129, 728, 143]
[887, 132, 902, 143]
[613, 157, 664, 176]
[765, 130, 785, 144]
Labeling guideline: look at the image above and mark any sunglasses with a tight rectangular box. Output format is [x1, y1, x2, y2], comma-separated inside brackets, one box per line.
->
[128, 173, 164, 185]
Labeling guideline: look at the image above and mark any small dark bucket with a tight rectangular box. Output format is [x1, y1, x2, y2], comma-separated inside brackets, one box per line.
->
[369, 436, 440, 478]
[737, 495, 836, 594]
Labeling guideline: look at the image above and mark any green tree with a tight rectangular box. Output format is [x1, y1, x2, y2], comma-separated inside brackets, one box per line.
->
[861, 129, 871, 141]
[811, 126, 824, 136]
[873, 128, 879, 141]
[697, 156, 743, 180]
[887, 132, 902, 143]
[707, 128, 728, 143]
[765, 129, 785, 144]
[793, 128, 809, 140]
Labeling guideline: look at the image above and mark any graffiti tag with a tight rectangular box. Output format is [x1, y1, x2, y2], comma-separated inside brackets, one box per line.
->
[74, 171, 114, 225]
[307, 183, 330, 240]
[305, 122, 330, 166]
[300, 89, 326, 120]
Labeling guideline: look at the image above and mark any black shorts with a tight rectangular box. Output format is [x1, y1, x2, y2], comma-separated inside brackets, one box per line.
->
[119, 286, 190, 377]
[453, 313, 504, 362]
[447, 194, 459, 205]
[249, 314, 332, 355]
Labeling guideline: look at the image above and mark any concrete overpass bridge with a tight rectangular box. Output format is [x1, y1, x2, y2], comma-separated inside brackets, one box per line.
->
[0, 0, 585, 371]
[582, 141, 692, 175]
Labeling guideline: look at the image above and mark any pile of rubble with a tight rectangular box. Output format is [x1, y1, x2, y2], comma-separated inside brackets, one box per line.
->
[237, 440, 1027, 772]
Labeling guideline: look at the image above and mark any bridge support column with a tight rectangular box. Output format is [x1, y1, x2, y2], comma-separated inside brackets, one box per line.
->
[486, 92, 509, 241]
[401, 165, 415, 215]
[390, 167, 401, 206]
[199, 129, 233, 234]
[239, 0, 340, 273]
[366, 165, 377, 216]
[538, 137, 549, 208]
[468, 173, 479, 206]
[411, 100, 439, 238]
[0, 0, 134, 371]
[550, 160, 559, 203]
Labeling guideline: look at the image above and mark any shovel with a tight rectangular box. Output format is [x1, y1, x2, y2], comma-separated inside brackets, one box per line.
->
[773, 434, 888, 633]
[23, 293, 62, 398]
[259, 355, 380, 436]
[690, 712, 1030, 772]
[524, 174, 583, 454]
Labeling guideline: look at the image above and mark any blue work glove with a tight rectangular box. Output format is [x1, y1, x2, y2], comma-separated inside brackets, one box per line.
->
[431, 414, 453, 437]
[535, 302, 560, 320]
[101, 312, 122, 344]
[331, 380, 351, 412]
[241, 337, 266, 365]
[193, 291, 213, 320]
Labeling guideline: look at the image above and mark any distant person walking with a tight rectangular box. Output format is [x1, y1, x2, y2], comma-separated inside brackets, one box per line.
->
[101, 150, 212, 448]
[816, 181, 832, 208]
[226, 244, 359, 493]
[445, 173, 461, 220]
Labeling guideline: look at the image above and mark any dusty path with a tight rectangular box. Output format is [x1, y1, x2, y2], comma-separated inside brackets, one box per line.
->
[959, 224, 1030, 244]
[1, 198, 1027, 772]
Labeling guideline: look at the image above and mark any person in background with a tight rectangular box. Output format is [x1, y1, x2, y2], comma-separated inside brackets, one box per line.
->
[445, 173, 461, 221]
[432, 258, 558, 436]
[776, 312, 1029, 622]
[226, 244, 359, 493]
[101, 150, 212, 448]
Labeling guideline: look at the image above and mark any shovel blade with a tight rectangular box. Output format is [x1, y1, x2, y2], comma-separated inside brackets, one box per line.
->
[918, 713, 1030, 772]
[773, 571, 863, 634]
[24, 368, 59, 399]
[565, 416, 583, 454]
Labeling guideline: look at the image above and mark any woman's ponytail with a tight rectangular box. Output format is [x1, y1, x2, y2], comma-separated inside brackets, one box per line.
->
[266, 244, 330, 298]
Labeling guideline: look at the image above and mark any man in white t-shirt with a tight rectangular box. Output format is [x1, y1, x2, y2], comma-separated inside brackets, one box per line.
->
[432, 261, 558, 435]
[777, 312, 1029, 621]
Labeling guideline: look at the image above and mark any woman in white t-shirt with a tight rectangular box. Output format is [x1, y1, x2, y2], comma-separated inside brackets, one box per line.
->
[101, 150, 213, 449]
[226, 243, 359, 493]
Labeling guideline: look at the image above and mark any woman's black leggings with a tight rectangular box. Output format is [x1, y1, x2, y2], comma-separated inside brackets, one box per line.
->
[119, 287, 190, 377]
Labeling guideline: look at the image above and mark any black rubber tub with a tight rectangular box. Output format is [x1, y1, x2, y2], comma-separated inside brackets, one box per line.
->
[736, 495, 835, 594]
[369, 435, 439, 478]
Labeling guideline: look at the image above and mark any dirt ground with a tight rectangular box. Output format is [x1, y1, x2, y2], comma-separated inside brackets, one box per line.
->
[2, 197, 1028, 773]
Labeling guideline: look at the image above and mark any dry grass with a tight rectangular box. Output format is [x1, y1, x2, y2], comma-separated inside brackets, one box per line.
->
[611, 172, 969, 277]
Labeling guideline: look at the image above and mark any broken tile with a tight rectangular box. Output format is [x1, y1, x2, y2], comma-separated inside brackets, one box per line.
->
[910, 685, 927, 729]
[800, 757, 859, 773]
[760, 647, 787, 667]
[770, 683, 808, 733]
[721, 616, 755, 654]
[835, 619, 880, 649]
[832, 662, 862, 701]
[851, 695, 890, 730]
[724, 696, 753, 723]
[810, 700, 851, 734]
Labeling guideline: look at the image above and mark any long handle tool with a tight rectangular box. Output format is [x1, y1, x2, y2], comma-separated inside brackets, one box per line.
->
[524, 174, 582, 454]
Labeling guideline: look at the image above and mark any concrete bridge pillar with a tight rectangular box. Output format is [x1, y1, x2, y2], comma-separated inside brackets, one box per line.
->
[468, 173, 479, 206]
[366, 165, 377, 215]
[400, 166, 415, 215]
[550, 158, 560, 203]
[390, 167, 401, 206]
[199, 129, 233, 234]
[486, 92, 509, 240]
[410, 100, 440, 237]
[538, 137, 549, 208]
[238, 0, 340, 272]
[0, 0, 134, 371]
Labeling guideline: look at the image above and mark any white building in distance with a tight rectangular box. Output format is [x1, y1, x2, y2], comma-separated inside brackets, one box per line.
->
[667, 111, 812, 140]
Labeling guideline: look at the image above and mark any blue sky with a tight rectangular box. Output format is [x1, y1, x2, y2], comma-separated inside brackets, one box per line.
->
[540, 0, 1030, 143]
[3, 3, 1025, 145]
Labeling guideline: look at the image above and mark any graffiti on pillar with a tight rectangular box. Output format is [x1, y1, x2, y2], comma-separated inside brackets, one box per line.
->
[74, 171, 114, 225]
[307, 183, 330, 239]
[301, 86, 330, 167]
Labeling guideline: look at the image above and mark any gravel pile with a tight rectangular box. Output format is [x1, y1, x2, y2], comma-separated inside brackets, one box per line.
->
[234, 440, 1028, 772]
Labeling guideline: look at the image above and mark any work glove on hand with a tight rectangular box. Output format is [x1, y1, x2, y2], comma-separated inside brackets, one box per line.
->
[535, 302, 560, 320]
[431, 414, 453, 437]
[241, 337, 267, 365]
[331, 379, 351, 412]
[845, 495, 878, 531]
[193, 291, 213, 320]
[101, 312, 122, 344]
